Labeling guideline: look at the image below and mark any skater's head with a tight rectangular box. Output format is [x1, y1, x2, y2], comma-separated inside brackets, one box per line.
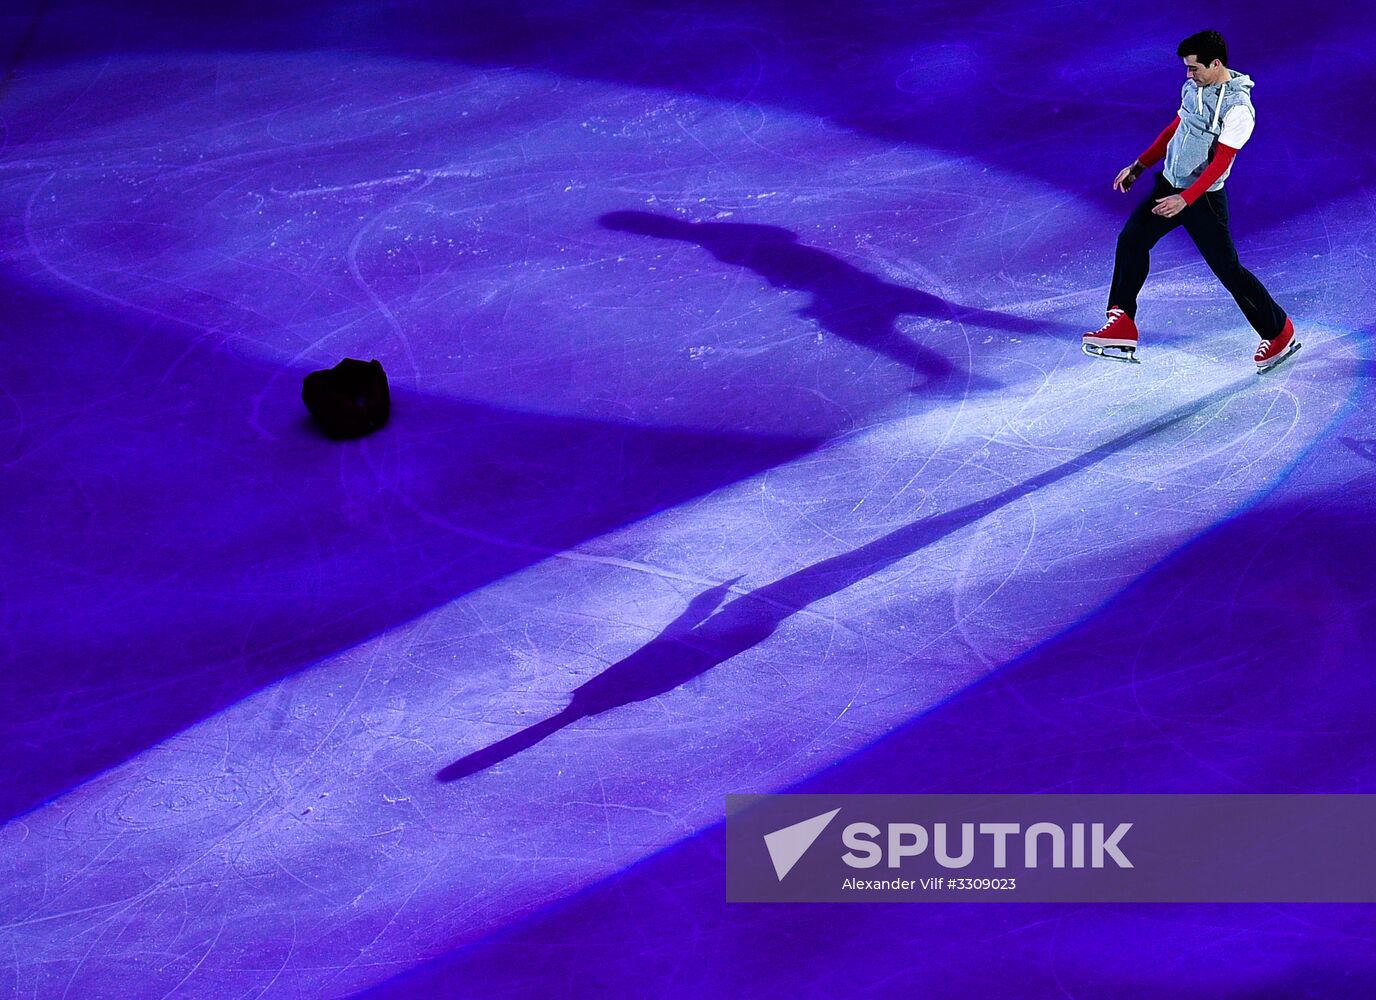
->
[1177, 30, 1229, 85]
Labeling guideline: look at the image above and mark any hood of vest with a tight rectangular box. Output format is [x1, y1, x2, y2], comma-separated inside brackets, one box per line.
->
[1182, 71, 1255, 134]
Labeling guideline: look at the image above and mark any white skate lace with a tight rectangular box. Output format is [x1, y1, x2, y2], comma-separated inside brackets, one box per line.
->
[1093, 310, 1124, 335]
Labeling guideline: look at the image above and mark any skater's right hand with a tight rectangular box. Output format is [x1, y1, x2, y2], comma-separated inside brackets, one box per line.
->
[1113, 163, 1144, 193]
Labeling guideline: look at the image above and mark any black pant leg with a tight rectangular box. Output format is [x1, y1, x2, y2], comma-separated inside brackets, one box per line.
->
[1107, 174, 1186, 319]
[1180, 190, 1289, 339]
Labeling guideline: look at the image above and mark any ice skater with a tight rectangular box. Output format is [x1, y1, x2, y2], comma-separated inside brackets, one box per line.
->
[1082, 30, 1299, 373]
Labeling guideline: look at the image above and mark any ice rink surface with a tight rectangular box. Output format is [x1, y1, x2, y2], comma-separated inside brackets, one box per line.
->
[3, 1, 1375, 996]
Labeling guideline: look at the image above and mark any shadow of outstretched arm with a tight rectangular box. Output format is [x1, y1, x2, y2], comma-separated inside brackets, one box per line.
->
[437, 707, 585, 781]
[438, 578, 741, 781]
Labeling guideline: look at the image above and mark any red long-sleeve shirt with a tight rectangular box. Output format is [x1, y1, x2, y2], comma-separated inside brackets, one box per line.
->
[1136, 117, 1241, 205]
[1137, 118, 1180, 167]
[1179, 144, 1239, 204]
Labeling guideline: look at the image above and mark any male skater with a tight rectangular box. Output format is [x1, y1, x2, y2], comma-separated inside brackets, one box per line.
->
[1082, 30, 1299, 372]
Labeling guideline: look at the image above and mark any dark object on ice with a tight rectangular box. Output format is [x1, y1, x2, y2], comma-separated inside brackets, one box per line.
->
[302, 358, 390, 439]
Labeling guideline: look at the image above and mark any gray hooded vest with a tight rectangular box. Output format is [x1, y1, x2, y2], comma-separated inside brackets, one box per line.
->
[1163, 70, 1255, 191]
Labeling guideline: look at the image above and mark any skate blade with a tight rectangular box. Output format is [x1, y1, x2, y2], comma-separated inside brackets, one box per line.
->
[1256, 340, 1301, 374]
[1082, 343, 1140, 365]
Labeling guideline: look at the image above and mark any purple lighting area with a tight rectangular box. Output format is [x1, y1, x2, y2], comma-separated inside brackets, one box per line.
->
[3, 1, 1374, 996]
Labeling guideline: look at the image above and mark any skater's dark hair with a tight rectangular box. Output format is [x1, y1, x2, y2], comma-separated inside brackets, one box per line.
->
[1177, 30, 1227, 67]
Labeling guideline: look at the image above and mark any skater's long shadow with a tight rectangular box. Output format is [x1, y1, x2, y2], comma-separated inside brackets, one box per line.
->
[601, 212, 1067, 396]
[438, 378, 1248, 781]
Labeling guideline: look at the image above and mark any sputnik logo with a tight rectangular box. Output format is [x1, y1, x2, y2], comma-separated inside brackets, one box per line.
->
[763, 808, 841, 881]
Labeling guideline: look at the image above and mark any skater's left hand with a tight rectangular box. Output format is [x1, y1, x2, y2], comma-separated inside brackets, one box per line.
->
[1152, 195, 1187, 218]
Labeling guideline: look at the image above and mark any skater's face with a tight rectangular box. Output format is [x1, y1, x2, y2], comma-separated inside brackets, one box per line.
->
[1183, 55, 1225, 86]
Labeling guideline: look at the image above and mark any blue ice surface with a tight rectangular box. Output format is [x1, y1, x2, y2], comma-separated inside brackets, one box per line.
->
[2, 0, 1374, 996]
